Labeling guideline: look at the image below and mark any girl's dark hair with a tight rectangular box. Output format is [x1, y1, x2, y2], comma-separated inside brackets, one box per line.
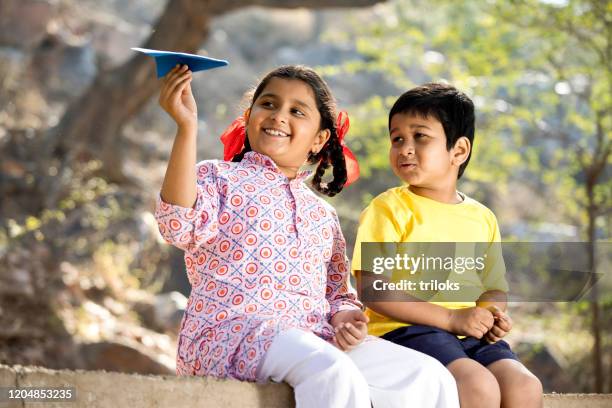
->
[232, 65, 347, 197]
[388, 83, 475, 179]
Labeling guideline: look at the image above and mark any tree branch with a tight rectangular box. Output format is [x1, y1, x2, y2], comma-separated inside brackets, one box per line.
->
[37, 0, 387, 208]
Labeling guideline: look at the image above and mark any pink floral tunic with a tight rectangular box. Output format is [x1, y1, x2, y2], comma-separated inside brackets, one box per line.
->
[155, 151, 362, 381]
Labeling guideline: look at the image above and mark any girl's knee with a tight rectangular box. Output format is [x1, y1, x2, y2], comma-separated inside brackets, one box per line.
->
[287, 345, 365, 387]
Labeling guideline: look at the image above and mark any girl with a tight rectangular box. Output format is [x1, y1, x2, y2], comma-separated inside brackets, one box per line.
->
[155, 64, 458, 408]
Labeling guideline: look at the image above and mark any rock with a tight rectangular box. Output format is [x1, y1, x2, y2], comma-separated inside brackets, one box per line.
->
[152, 291, 187, 333]
[29, 32, 97, 100]
[80, 341, 174, 375]
[0, 47, 26, 93]
[132, 290, 186, 334]
[0, 0, 57, 48]
[515, 341, 574, 392]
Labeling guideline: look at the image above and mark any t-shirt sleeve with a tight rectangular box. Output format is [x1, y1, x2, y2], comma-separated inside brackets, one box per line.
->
[481, 212, 509, 292]
[351, 197, 405, 273]
[154, 161, 221, 253]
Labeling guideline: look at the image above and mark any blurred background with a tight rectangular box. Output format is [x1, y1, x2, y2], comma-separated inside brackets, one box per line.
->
[0, 0, 609, 393]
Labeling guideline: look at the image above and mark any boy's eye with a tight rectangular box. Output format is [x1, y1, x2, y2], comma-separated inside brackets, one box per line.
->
[414, 133, 428, 140]
[391, 136, 404, 144]
[291, 108, 305, 117]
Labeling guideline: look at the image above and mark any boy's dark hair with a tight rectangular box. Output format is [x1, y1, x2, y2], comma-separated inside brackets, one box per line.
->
[388, 83, 475, 179]
[232, 65, 347, 197]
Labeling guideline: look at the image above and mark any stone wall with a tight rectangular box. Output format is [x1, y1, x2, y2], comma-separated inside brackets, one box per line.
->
[1, 364, 611, 408]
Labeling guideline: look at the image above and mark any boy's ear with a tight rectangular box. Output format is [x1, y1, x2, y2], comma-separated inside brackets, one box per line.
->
[311, 128, 331, 154]
[452, 136, 471, 166]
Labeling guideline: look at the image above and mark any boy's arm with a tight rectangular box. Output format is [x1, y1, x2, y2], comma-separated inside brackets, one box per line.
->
[359, 271, 495, 339]
[365, 298, 453, 331]
[476, 289, 507, 312]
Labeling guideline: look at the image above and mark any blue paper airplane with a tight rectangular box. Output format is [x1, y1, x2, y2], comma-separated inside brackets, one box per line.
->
[132, 47, 229, 78]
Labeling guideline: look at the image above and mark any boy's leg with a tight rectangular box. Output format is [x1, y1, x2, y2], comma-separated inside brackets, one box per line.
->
[446, 358, 501, 408]
[347, 337, 459, 408]
[256, 328, 371, 408]
[486, 359, 543, 408]
[383, 325, 500, 408]
[466, 338, 543, 408]
[462, 338, 543, 408]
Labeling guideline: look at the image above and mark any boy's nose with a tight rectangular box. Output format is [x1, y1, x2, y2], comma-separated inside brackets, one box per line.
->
[399, 144, 415, 156]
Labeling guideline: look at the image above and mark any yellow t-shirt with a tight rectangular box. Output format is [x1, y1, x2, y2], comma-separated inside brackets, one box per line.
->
[351, 186, 509, 337]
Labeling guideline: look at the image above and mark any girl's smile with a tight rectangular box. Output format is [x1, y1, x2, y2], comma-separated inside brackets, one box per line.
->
[263, 128, 290, 138]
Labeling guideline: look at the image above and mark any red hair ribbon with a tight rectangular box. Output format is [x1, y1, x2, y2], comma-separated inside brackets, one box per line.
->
[219, 110, 360, 186]
[335, 111, 360, 186]
[220, 114, 247, 161]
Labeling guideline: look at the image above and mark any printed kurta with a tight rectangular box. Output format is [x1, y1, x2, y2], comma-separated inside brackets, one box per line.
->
[155, 151, 362, 381]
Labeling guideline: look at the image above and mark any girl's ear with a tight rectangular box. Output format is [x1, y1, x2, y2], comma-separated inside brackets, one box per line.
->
[452, 136, 471, 166]
[244, 108, 251, 123]
[311, 128, 331, 154]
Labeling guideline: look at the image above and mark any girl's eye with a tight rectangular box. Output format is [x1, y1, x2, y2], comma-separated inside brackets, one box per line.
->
[291, 108, 305, 116]
[391, 136, 404, 144]
[260, 101, 274, 108]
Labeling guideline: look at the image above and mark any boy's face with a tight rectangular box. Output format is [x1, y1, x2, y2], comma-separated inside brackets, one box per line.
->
[388, 112, 459, 189]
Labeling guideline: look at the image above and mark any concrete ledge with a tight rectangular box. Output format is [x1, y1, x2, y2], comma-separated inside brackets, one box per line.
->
[1, 364, 611, 407]
[0, 364, 293, 407]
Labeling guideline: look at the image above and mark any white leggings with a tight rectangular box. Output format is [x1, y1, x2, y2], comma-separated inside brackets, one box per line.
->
[256, 328, 459, 408]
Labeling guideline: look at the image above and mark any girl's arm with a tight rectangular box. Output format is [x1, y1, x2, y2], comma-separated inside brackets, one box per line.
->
[326, 212, 363, 317]
[155, 65, 220, 253]
[160, 124, 197, 207]
[159, 64, 198, 208]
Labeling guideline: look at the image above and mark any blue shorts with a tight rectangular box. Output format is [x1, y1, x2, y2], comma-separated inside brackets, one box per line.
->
[381, 325, 518, 367]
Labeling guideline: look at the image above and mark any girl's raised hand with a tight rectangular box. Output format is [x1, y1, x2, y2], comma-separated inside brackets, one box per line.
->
[159, 64, 197, 128]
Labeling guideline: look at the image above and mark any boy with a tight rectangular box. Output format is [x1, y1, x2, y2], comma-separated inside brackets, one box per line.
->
[352, 83, 542, 408]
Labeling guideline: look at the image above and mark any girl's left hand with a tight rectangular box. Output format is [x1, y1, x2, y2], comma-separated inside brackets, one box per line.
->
[331, 310, 369, 351]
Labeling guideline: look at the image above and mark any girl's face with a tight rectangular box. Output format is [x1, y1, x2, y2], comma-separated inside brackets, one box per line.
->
[246, 77, 330, 178]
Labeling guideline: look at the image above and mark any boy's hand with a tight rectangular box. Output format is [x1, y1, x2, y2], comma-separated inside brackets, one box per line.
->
[484, 306, 513, 343]
[159, 64, 197, 129]
[448, 306, 495, 339]
[331, 310, 369, 351]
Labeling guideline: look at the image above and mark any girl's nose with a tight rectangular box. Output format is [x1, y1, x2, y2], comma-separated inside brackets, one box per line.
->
[270, 109, 288, 124]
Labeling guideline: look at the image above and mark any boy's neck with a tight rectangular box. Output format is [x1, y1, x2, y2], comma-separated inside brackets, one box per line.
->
[408, 184, 463, 204]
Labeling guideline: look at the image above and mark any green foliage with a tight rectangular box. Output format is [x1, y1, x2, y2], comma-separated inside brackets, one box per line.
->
[324, 0, 610, 237]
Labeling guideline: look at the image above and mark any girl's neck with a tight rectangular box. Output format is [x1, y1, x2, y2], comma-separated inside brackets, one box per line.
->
[250, 151, 300, 179]
[277, 165, 299, 179]
[408, 184, 463, 204]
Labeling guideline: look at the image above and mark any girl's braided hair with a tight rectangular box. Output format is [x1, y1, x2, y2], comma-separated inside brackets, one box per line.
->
[232, 65, 347, 197]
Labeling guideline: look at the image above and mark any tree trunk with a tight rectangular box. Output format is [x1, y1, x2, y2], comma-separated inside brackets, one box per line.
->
[38, 0, 385, 208]
[587, 184, 603, 392]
